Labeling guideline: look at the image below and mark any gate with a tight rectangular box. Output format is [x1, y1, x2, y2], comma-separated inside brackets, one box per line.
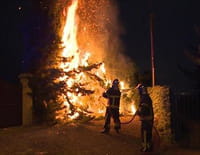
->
[171, 90, 200, 143]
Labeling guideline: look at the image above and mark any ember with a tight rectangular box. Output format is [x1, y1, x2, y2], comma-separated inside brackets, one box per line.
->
[56, 0, 112, 120]
[33, 0, 137, 123]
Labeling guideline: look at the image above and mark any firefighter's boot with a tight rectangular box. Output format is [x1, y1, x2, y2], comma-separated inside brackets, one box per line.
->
[101, 129, 109, 134]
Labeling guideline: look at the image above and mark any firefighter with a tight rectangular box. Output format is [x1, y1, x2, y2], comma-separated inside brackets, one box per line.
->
[101, 79, 121, 134]
[135, 84, 154, 152]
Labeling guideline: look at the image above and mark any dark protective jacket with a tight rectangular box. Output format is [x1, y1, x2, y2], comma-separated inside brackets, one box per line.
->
[103, 86, 121, 108]
[137, 94, 154, 121]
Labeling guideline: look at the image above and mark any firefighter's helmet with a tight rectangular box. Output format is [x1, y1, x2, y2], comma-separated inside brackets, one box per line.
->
[137, 84, 147, 95]
[112, 79, 119, 86]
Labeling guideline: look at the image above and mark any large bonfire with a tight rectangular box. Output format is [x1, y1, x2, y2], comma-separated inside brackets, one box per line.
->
[32, 0, 137, 124]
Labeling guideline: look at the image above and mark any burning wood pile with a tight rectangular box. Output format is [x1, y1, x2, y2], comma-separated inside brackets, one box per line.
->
[31, 0, 137, 124]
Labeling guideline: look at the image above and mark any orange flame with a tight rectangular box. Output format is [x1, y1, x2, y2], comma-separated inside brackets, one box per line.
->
[55, 0, 136, 120]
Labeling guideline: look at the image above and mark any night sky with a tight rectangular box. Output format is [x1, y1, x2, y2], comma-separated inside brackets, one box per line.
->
[0, 1, 23, 83]
[1, 0, 200, 91]
[117, 0, 200, 90]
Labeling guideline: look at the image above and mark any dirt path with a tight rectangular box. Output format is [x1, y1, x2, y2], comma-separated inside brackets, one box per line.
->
[0, 116, 199, 155]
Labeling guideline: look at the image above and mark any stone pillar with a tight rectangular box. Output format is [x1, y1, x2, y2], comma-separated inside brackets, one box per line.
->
[148, 86, 172, 145]
[19, 73, 33, 126]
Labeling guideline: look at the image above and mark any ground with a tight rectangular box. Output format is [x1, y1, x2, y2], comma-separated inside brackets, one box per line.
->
[0, 116, 199, 155]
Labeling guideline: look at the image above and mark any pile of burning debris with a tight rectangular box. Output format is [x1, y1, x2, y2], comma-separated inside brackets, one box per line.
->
[30, 0, 136, 124]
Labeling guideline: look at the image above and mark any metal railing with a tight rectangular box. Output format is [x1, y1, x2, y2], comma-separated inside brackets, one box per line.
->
[171, 91, 200, 142]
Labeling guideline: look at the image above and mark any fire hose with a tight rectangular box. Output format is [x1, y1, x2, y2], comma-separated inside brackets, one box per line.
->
[120, 111, 161, 151]
[120, 113, 137, 124]
[153, 125, 161, 150]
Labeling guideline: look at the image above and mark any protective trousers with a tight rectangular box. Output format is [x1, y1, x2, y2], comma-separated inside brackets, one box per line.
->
[103, 107, 121, 131]
[141, 120, 153, 152]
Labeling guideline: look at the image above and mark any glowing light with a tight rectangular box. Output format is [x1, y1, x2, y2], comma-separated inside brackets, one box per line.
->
[68, 112, 80, 120]
[131, 104, 136, 114]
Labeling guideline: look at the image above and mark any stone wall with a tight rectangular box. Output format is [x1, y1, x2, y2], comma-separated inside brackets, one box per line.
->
[148, 86, 172, 145]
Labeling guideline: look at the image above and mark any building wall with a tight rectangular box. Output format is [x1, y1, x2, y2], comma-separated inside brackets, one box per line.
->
[0, 79, 22, 128]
